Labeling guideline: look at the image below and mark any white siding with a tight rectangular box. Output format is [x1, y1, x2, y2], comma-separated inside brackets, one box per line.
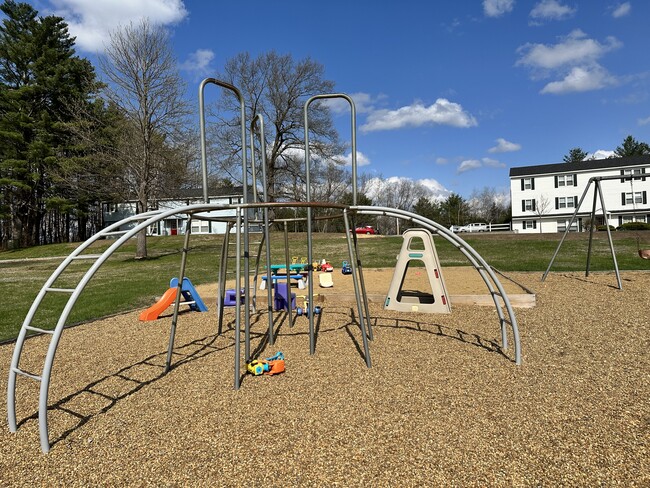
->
[510, 162, 649, 233]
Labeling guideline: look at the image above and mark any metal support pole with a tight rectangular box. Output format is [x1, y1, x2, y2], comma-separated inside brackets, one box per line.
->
[596, 180, 623, 290]
[283, 221, 293, 328]
[165, 220, 193, 373]
[304, 93, 358, 355]
[349, 216, 373, 340]
[217, 222, 232, 336]
[234, 208, 242, 389]
[343, 209, 372, 367]
[585, 180, 600, 276]
[251, 114, 275, 344]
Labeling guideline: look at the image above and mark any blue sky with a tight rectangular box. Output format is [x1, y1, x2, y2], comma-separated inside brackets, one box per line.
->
[27, 0, 650, 199]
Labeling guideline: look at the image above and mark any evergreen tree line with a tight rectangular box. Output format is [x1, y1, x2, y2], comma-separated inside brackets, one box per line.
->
[0, 2, 193, 250]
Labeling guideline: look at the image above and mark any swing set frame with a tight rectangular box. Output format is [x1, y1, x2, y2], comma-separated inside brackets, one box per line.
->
[542, 174, 648, 290]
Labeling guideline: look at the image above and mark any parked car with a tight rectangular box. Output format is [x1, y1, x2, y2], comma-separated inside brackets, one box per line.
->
[458, 222, 487, 233]
[355, 225, 377, 235]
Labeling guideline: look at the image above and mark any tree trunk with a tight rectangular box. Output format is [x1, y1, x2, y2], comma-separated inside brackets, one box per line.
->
[135, 187, 148, 260]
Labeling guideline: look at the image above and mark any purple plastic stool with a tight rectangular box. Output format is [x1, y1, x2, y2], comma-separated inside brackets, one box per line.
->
[224, 288, 244, 307]
[273, 282, 296, 311]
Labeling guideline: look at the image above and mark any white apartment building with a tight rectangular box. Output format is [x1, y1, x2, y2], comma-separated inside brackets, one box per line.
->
[102, 187, 247, 235]
[510, 155, 649, 233]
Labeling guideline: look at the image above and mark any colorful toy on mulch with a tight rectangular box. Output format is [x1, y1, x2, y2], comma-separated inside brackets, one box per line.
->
[295, 294, 323, 317]
[311, 259, 334, 272]
[246, 352, 285, 376]
[341, 260, 352, 274]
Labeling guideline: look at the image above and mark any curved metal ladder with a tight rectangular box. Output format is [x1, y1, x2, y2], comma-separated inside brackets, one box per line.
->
[6, 204, 221, 452]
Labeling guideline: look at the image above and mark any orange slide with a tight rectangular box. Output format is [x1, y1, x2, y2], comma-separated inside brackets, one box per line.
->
[139, 288, 178, 321]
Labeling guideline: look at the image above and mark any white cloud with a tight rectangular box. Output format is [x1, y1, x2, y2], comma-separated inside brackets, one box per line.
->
[638, 116, 650, 126]
[458, 159, 482, 173]
[457, 157, 505, 173]
[333, 151, 371, 167]
[418, 178, 450, 198]
[436, 157, 449, 164]
[488, 137, 521, 153]
[586, 149, 616, 159]
[612, 2, 631, 18]
[530, 0, 576, 22]
[483, 0, 515, 18]
[180, 48, 215, 75]
[540, 65, 617, 94]
[325, 92, 385, 115]
[482, 157, 506, 168]
[517, 30, 622, 95]
[517, 30, 621, 70]
[363, 176, 450, 201]
[361, 99, 477, 132]
[49, 0, 188, 52]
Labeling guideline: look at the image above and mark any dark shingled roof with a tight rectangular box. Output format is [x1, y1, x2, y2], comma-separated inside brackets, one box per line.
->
[509, 155, 650, 177]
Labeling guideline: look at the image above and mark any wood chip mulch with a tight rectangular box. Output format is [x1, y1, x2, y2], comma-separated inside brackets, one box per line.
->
[0, 270, 648, 486]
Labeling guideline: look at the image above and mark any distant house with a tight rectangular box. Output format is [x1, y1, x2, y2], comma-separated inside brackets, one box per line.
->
[510, 155, 650, 233]
[102, 187, 247, 235]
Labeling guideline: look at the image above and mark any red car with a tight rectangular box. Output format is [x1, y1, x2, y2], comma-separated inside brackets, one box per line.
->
[355, 225, 377, 235]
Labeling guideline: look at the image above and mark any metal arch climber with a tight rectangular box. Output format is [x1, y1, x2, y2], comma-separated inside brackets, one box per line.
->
[7, 79, 522, 454]
[351, 205, 521, 362]
[6, 200, 522, 453]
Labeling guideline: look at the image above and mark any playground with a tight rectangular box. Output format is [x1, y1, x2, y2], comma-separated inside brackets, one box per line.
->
[0, 269, 648, 485]
[2, 78, 648, 484]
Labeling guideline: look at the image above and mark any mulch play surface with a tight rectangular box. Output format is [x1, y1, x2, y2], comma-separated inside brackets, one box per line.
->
[0, 268, 648, 486]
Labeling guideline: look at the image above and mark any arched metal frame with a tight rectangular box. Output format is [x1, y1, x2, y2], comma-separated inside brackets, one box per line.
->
[8, 80, 521, 454]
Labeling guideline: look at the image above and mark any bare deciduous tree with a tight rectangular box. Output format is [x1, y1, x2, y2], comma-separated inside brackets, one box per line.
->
[210, 51, 342, 201]
[468, 187, 509, 223]
[534, 193, 552, 233]
[100, 19, 189, 258]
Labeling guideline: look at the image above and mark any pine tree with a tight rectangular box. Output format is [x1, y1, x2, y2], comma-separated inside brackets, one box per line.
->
[563, 147, 589, 163]
[614, 135, 650, 157]
[0, 1, 99, 248]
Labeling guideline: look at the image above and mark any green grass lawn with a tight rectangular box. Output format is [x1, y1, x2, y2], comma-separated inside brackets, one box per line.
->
[1, 230, 648, 342]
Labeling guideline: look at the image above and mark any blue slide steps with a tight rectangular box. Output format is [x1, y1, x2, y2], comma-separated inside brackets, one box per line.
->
[169, 277, 208, 312]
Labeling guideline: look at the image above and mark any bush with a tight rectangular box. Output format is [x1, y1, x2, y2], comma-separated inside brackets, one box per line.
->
[616, 222, 650, 231]
[596, 225, 616, 231]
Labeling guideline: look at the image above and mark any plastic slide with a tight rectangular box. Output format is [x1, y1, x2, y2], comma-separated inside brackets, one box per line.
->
[169, 277, 208, 312]
[139, 288, 178, 321]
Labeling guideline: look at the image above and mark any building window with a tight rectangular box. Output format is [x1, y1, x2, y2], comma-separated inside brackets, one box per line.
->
[191, 220, 210, 233]
[621, 215, 647, 224]
[522, 177, 534, 190]
[623, 191, 645, 205]
[522, 199, 536, 211]
[557, 196, 575, 209]
[555, 174, 577, 188]
[557, 220, 578, 232]
[555, 196, 578, 209]
[523, 220, 537, 230]
[621, 168, 645, 181]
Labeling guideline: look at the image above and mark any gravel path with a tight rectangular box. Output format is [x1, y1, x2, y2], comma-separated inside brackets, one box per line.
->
[0, 269, 648, 486]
